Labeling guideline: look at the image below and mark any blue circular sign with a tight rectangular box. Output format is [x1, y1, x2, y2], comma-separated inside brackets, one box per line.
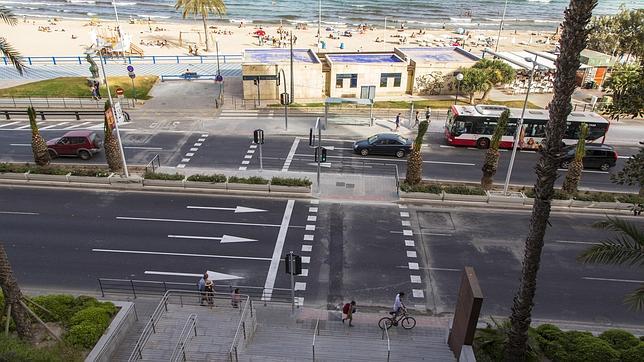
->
[215, 75, 223, 82]
[127, 65, 134, 72]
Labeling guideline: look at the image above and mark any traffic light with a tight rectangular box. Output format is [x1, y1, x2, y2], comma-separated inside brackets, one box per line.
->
[280, 92, 290, 105]
[309, 128, 315, 146]
[253, 129, 264, 144]
[284, 253, 302, 275]
[314, 147, 327, 162]
[320, 147, 327, 162]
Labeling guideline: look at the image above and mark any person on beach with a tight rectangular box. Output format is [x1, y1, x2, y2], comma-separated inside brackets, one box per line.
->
[395, 113, 401, 131]
[342, 301, 356, 327]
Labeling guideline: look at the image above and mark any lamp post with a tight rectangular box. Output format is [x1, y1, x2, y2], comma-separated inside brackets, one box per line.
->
[495, 0, 509, 52]
[290, 31, 294, 103]
[454, 72, 464, 105]
[96, 43, 129, 178]
[215, 40, 221, 77]
[279, 68, 289, 130]
[503, 55, 540, 195]
[317, 0, 322, 49]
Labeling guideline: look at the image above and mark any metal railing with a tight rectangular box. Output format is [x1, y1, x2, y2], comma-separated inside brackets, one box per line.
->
[228, 296, 254, 362]
[97, 278, 294, 305]
[161, 74, 222, 82]
[0, 108, 129, 121]
[128, 292, 171, 361]
[145, 154, 160, 174]
[2, 54, 242, 66]
[170, 314, 198, 362]
[312, 315, 321, 360]
[0, 96, 134, 109]
[381, 321, 391, 361]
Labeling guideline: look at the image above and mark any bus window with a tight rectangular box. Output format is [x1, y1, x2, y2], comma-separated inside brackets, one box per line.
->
[586, 123, 608, 140]
[524, 124, 546, 137]
[505, 124, 517, 136]
[564, 122, 580, 139]
[446, 109, 454, 128]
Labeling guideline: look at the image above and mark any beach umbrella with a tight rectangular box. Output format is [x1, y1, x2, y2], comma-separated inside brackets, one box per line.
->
[255, 29, 266, 36]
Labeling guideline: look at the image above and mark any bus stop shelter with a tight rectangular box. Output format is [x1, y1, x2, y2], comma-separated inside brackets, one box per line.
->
[323, 97, 374, 129]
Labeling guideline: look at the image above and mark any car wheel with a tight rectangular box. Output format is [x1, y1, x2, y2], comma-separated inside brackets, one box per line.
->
[360, 149, 369, 156]
[561, 161, 570, 169]
[395, 150, 405, 158]
[476, 138, 491, 149]
[78, 150, 92, 160]
[47, 149, 57, 159]
[599, 162, 611, 171]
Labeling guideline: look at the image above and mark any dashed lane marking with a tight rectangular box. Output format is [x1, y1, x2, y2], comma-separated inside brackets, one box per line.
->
[282, 138, 300, 172]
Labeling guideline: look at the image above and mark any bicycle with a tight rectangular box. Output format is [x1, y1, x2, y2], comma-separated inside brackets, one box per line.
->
[378, 308, 416, 330]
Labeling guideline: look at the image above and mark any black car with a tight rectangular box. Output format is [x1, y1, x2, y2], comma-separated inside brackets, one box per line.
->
[353, 133, 413, 158]
[560, 143, 617, 171]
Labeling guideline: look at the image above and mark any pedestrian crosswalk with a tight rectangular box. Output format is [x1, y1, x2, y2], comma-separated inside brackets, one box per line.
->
[0, 120, 105, 131]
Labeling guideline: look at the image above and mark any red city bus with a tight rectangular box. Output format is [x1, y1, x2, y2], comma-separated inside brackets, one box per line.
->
[444, 104, 610, 149]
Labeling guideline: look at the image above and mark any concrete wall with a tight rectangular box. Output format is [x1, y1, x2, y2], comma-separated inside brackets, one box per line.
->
[328, 62, 409, 98]
[242, 63, 324, 101]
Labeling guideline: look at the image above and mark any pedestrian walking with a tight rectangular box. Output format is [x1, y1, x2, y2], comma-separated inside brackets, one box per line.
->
[94, 81, 102, 100]
[414, 110, 420, 128]
[231, 288, 241, 308]
[425, 106, 432, 122]
[395, 113, 401, 131]
[205, 279, 215, 307]
[198, 272, 208, 305]
[342, 300, 357, 327]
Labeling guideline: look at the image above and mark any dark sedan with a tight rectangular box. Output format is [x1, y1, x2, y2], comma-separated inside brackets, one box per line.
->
[353, 133, 412, 158]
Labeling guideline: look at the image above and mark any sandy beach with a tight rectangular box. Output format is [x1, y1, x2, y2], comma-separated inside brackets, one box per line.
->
[3, 16, 558, 57]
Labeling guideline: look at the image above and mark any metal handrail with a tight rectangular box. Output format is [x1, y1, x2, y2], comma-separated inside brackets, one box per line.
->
[383, 323, 391, 361]
[312, 315, 321, 361]
[170, 314, 198, 362]
[145, 154, 160, 174]
[228, 296, 253, 362]
[128, 292, 171, 361]
[1, 54, 243, 66]
[0, 96, 134, 109]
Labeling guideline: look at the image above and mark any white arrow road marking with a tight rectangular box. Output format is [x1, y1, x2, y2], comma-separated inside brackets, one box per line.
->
[307, 162, 332, 168]
[145, 270, 244, 281]
[9, 143, 30, 146]
[186, 206, 267, 213]
[116, 216, 303, 229]
[92, 248, 272, 261]
[168, 234, 257, 243]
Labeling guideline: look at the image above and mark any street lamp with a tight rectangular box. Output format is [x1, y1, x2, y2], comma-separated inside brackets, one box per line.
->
[454, 72, 464, 105]
[95, 43, 129, 178]
[317, 0, 322, 49]
[495, 0, 509, 52]
[503, 55, 541, 195]
[278, 68, 289, 130]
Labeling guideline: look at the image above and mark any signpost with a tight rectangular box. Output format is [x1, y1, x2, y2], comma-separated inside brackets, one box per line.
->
[127, 65, 136, 107]
[284, 251, 302, 312]
[253, 129, 264, 171]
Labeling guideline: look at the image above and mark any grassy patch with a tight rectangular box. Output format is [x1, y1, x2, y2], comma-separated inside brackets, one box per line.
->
[228, 176, 269, 185]
[186, 174, 227, 183]
[270, 177, 312, 187]
[0, 76, 158, 100]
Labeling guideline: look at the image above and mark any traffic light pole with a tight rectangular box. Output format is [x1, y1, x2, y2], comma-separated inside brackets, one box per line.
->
[289, 251, 295, 313]
[316, 118, 322, 195]
[259, 142, 263, 171]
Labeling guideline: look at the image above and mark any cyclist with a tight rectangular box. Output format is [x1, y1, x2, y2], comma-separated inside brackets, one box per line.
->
[392, 291, 406, 321]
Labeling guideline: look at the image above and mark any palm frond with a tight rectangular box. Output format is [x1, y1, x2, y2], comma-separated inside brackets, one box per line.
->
[624, 285, 644, 311]
[0, 6, 17, 26]
[593, 216, 644, 245]
[0, 37, 24, 75]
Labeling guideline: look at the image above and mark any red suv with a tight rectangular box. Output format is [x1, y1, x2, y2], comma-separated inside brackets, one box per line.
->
[47, 130, 103, 160]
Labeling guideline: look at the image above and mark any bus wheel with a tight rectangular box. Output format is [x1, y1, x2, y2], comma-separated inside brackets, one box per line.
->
[476, 138, 491, 149]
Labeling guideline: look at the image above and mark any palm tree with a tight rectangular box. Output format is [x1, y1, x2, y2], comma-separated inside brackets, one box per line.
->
[405, 120, 429, 185]
[28, 106, 50, 166]
[175, 0, 226, 52]
[578, 217, 644, 311]
[103, 100, 124, 173]
[0, 6, 24, 75]
[481, 109, 509, 190]
[505, 0, 597, 360]
[561, 124, 588, 195]
[473, 59, 516, 102]
[0, 241, 32, 340]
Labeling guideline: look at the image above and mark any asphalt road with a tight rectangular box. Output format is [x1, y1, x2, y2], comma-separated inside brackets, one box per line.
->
[1, 186, 642, 326]
[0, 127, 640, 192]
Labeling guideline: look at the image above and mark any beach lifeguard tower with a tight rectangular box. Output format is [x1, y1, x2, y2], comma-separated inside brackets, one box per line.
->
[90, 28, 144, 57]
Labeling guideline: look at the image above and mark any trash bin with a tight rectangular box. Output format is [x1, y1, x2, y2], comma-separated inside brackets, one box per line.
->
[321, 40, 326, 49]
[340, 42, 345, 49]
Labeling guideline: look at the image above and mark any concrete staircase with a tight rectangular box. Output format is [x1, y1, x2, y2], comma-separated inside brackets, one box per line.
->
[136, 304, 249, 361]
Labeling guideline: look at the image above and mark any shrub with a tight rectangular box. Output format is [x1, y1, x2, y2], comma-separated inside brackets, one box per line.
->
[228, 176, 269, 184]
[574, 191, 617, 202]
[144, 171, 184, 181]
[569, 334, 620, 362]
[186, 174, 226, 183]
[270, 177, 312, 187]
[400, 181, 442, 194]
[616, 194, 644, 205]
[0, 163, 29, 173]
[64, 321, 105, 349]
[29, 167, 70, 175]
[443, 184, 486, 196]
[523, 188, 571, 200]
[69, 307, 112, 330]
[69, 169, 110, 177]
[621, 342, 644, 362]
[599, 329, 640, 351]
[30, 294, 76, 322]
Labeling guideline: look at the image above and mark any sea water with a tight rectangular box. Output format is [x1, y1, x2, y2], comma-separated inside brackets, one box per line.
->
[4, 0, 640, 31]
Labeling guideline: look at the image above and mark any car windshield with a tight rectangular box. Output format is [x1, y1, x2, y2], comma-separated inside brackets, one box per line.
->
[396, 136, 407, 144]
[367, 135, 378, 144]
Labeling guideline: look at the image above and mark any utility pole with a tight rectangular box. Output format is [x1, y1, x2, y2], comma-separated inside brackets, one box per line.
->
[290, 31, 294, 103]
[317, 0, 322, 49]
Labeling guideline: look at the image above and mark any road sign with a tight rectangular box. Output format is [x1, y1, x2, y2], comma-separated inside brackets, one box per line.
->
[128, 71, 136, 79]
[253, 129, 264, 145]
[215, 74, 223, 82]
[115, 87, 124, 96]
[127, 65, 134, 72]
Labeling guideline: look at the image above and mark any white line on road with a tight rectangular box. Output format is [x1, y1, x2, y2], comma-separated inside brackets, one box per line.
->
[282, 138, 300, 172]
[14, 124, 31, 129]
[124, 146, 163, 150]
[263, 200, 295, 301]
[145, 270, 244, 280]
[0, 122, 20, 128]
[583, 277, 644, 284]
[9, 143, 29, 146]
[62, 121, 92, 130]
[40, 122, 69, 130]
[187, 205, 266, 213]
[116, 216, 303, 228]
[439, 145, 455, 148]
[168, 234, 257, 243]
[92, 248, 272, 261]
[554, 240, 601, 245]
[0, 211, 39, 215]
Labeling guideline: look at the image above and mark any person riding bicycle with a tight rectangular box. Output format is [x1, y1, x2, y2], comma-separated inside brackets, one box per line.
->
[392, 291, 406, 321]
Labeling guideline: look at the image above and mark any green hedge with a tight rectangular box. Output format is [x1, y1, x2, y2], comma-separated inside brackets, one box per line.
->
[186, 174, 226, 183]
[0, 163, 30, 173]
[0, 163, 110, 177]
[400, 181, 442, 194]
[443, 184, 487, 196]
[69, 169, 110, 177]
[270, 177, 312, 187]
[143, 171, 185, 181]
[616, 194, 644, 205]
[400, 182, 485, 195]
[228, 176, 269, 185]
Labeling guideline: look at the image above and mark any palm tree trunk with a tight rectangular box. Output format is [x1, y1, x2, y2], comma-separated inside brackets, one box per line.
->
[481, 86, 492, 102]
[562, 160, 582, 195]
[481, 150, 500, 190]
[505, 0, 596, 360]
[405, 149, 422, 185]
[202, 14, 210, 51]
[0, 241, 32, 340]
